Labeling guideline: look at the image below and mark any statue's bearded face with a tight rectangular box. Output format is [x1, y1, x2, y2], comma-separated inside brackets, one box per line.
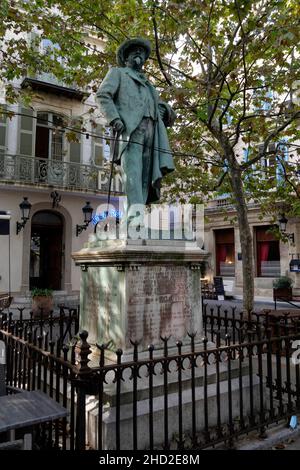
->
[125, 46, 147, 69]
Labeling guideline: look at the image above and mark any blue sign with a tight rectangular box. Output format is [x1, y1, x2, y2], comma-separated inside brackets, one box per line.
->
[92, 209, 123, 225]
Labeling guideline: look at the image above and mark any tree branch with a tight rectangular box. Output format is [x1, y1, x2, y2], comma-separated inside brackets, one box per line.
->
[243, 111, 300, 169]
[278, 158, 300, 199]
[151, 2, 173, 86]
[212, 170, 228, 191]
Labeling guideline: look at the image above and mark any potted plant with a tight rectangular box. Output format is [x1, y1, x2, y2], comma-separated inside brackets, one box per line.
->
[272, 276, 293, 301]
[31, 288, 54, 318]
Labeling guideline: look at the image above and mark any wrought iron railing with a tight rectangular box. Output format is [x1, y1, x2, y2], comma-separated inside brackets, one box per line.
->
[0, 153, 122, 193]
[1, 305, 300, 450]
[0, 306, 79, 347]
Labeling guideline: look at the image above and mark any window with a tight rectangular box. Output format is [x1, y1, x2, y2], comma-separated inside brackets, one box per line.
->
[256, 226, 280, 277]
[38, 39, 65, 85]
[259, 141, 289, 183]
[276, 139, 289, 182]
[35, 112, 64, 160]
[215, 229, 235, 277]
[253, 87, 273, 112]
[244, 142, 288, 184]
[41, 39, 60, 57]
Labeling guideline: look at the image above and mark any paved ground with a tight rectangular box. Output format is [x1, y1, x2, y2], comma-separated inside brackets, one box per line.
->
[237, 420, 300, 450]
[276, 436, 300, 450]
[204, 297, 300, 313]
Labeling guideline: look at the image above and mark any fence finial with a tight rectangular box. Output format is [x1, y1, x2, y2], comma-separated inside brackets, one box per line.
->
[75, 330, 92, 374]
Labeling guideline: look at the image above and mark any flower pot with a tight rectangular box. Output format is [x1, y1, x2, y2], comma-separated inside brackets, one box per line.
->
[32, 296, 54, 318]
[273, 287, 292, 301]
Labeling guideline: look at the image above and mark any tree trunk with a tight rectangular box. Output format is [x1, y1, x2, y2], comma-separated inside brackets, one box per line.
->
[229, 165, 254, 319]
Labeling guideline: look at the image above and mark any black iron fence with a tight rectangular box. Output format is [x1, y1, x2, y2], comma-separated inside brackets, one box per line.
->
[1, 310, 300, 450]
[0, 306, 79, 347]
[89, 326, 300, 450]
[203, 303, 300, 344]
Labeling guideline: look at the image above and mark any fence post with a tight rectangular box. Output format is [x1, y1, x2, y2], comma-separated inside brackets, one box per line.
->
[75, 330, 92, 451]
[0, 339, 6, 396]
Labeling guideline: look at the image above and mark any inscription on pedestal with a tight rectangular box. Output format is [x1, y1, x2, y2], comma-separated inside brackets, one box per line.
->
[126, 265, 199, 347]
[75, 241, 205, 353]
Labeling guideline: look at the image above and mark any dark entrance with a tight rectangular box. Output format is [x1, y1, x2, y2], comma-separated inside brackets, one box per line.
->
[30, 211, 63, 290]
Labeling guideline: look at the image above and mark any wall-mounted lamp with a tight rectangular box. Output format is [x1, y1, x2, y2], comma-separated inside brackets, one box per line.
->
[278, 213, 295, 244]
[76, 201, 94, 237]
[16, 197, 32, 234]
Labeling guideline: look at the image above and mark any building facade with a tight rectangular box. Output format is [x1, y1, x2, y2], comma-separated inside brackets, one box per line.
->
[204, 197, 300, 299]
[0, 37, 123, 305]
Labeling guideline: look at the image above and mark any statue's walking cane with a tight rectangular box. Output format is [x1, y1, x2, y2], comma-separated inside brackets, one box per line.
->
[94, 129, 119, 233]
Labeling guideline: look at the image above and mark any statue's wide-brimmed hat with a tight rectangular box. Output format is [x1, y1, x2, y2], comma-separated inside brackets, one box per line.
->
[116, 38, 151, 67]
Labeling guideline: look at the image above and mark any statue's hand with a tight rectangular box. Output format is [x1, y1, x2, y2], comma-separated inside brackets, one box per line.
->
[158, 106, 167, 120]
[111, 118, 125, 134]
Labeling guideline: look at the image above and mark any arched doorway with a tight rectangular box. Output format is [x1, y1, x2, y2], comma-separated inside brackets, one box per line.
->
[29, 211, 63, 290]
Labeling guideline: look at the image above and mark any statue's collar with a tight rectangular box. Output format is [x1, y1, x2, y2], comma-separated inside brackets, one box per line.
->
[125, 67, 148, 86]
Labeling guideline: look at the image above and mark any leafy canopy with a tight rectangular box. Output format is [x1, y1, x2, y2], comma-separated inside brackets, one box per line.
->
[1, 0, 300, 215]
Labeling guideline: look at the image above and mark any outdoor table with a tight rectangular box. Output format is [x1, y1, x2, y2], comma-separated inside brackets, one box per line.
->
[0, 389, 68, 448]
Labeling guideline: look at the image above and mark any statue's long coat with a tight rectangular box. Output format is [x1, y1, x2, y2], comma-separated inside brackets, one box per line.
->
[96, 66, 175, 203]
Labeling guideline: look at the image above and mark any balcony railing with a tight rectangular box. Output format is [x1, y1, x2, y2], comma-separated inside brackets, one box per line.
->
[0, 153, 122, 194]
[216, 197, 231, 207]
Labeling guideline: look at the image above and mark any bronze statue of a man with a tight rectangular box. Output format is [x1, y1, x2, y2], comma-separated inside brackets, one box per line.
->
[96, 38, 176, 213]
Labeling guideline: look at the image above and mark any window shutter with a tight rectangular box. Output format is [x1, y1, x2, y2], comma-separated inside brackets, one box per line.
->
[69, 136, 81, 163]
[70, 141, 81, 163]
[0, 107, 7, 175]
[69, 119, 81, 163]
[19, 107, 35, 156]
[93, 124, 104, 166]
[0, 106, 7, 154]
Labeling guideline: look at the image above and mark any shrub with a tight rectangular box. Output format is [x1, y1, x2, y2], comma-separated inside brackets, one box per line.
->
[30, 288, 53, 298]
[272, 276, 293, 289]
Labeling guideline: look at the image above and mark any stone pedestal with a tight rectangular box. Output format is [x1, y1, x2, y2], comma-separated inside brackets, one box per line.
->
[72, 239, 208, 356]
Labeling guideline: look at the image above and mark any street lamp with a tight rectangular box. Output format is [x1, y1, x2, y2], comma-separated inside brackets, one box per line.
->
[278, 213, 294, 244]
[76, 201, 94, 236]
[16, 197, 32, 234]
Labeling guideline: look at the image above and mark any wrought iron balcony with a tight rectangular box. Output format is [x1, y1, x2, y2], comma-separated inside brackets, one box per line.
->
[0, 153, 123, 194]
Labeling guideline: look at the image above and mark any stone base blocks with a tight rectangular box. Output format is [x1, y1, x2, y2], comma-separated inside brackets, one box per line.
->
[85, 360, 263, 450]
[72, 239, 209, 354]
